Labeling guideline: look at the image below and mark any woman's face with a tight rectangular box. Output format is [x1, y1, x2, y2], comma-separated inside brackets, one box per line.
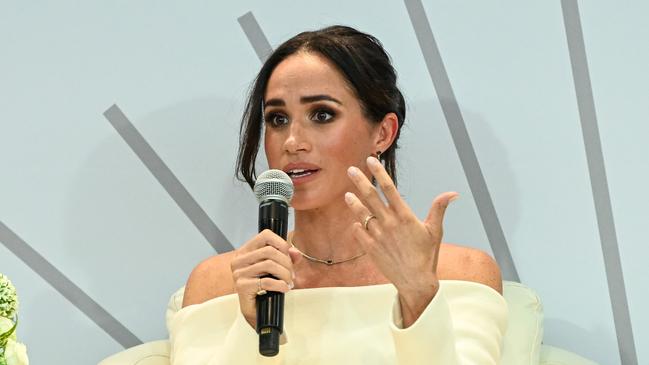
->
[263, 52, 378, 210]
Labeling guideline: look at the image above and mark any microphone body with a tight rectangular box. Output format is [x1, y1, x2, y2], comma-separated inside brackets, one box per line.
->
[256, 198, 288, 356]
[253, 169, 294, 357]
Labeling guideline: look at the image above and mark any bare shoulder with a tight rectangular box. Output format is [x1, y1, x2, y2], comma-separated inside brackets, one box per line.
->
[437, 243, 503, 294]
[181, 251, 237, 308]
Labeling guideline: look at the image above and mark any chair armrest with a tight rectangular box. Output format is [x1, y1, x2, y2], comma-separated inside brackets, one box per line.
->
[501, 281, 544, 365]
[540, 344, 598, 365]
[98, 340, 170, 365]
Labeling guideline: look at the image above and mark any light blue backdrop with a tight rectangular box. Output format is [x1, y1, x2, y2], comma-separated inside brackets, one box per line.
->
[1, 1, 646, 364]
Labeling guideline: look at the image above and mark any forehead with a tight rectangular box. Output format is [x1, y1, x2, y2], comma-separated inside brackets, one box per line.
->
[264, 52, 356, 101]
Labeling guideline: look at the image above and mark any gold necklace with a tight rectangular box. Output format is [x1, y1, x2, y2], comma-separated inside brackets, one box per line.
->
[288, 235, 366, 266]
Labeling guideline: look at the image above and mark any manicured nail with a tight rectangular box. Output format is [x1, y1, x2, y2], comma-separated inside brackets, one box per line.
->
[347, 166, 358, 177]
[344, 192, 354, 204]
[367, 156, 380, 167]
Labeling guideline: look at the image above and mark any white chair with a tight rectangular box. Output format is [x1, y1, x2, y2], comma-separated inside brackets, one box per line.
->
[99, 281, 597, 365]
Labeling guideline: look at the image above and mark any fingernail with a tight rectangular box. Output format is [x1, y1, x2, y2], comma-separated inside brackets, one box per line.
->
[449, 194, 460, 203]
[289, 282, 294, 290]
[292, 271, 296, 280]
[344, 192, 354, 204]
[367, 156, 379, 167]
[347, 166, 358, 177]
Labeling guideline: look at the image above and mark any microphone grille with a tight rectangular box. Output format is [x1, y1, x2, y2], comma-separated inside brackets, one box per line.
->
[254, 169, 294, 204]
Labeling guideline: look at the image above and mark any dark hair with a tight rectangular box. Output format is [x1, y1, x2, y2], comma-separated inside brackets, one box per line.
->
[236, 25, 406, 189]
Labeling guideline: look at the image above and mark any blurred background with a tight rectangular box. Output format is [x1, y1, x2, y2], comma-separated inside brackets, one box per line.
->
[1, 1, 646, 364]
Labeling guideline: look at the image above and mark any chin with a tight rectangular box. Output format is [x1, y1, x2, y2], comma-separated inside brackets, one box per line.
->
[289, 194, 320, 211]
[287, 170, 351, 211]
[290, 189, 340, 211]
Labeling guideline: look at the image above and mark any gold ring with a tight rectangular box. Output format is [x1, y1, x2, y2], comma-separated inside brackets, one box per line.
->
[363, 214, 377, 230]
[256, 277, 267, 296]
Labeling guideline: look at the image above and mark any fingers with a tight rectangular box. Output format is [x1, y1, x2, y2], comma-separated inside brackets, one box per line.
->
[231, 229, 296, 296]
[288, 246, 302, 264]
[347, 157, 411, 221]
[232, 232, 296, 328]
[344, 192, 383, 236]
[256, 276, 292, 293]
[234, 258, 294, 290]
[240, 229, 291, 255]
[346, 166, 389, 219]
[350, 221, 375, 252]
[235, 245, 293, 271]
[424, 192, 459, 229]
[365, 156, 408, 214]
[237, 276, 292, 302]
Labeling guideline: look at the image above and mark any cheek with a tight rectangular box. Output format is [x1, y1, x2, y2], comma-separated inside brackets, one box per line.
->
[320, 125, 369, 166]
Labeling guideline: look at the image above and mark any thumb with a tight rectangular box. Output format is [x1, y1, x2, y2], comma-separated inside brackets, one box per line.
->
[424, 192, 459, 227]
[288, 247, 303, 264]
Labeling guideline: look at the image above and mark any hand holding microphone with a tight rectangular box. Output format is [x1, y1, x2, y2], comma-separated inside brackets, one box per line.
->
[229, 169, 298, 356]
[229, 231, 296, 328]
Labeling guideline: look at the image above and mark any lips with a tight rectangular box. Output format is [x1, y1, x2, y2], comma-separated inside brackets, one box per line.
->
[286, 168, 318, 178]
[283, 163, 321, 184]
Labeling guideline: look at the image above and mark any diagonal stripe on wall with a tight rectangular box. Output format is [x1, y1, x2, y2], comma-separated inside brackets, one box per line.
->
[0, 220, 142, 348]
[103, 104, 234, 253]
[560, 1, 638, 364]
[238, 12, 273, 62]
[403, 0, 520, 282]
[235, 12, 271, 178]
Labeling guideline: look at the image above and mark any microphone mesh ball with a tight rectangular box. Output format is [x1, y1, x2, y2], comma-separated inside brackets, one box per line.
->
[254, 169, 294, 204]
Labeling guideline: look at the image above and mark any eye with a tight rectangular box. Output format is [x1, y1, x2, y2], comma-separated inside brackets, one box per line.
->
[311, 109, 335, 123]
[264, 113, 289, 128]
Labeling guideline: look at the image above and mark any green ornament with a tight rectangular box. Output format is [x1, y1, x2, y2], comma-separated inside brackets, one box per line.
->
[0, 275, 18, 319]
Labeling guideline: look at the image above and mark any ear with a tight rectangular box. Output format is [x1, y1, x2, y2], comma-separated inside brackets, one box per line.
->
[374, 112, 399, 154]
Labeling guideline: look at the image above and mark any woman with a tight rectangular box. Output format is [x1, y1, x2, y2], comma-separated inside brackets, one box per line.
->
[172, 26, 506, 364]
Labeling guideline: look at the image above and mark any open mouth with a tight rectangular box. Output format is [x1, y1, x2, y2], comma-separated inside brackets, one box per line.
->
[286, 168, 319, 179]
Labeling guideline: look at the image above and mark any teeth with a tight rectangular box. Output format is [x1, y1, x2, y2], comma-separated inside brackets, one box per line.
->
[287, 169, 315, 178]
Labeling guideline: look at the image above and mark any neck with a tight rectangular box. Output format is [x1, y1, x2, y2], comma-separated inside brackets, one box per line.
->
[291, 196, 365, 262]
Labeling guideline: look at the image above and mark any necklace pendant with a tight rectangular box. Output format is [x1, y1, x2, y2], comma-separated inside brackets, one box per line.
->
[325, 259, 334, 265]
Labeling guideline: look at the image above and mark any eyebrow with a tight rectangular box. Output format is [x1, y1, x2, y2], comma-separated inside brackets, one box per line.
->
[264, 94, 343, 108]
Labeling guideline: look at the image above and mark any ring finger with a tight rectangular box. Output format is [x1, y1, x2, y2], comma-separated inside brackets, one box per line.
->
[248, 276, 291, 297]
[241, 259, 293, 287]
[344, 191, 381, 235]
[347, 166, 388, 219]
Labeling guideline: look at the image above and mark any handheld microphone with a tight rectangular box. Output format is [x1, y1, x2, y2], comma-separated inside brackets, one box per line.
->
[253, 169, 294, 357]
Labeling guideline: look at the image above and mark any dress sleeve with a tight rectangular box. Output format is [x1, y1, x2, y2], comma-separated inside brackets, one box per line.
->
[206, 309, 276, 365]
[389, 281, 508, 365]
[170, 298, 281, 365]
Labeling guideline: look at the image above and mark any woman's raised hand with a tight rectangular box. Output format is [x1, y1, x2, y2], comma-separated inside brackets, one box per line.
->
[230, 230, 300, 328]
[344, 156, 458, 326]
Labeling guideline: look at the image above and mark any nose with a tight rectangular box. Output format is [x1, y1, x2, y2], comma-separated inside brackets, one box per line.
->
[283, 119, 311, 154]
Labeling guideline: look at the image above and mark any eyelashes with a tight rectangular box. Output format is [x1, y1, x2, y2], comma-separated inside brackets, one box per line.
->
[312, 109, 335, 123]
[264, 112, 289, 128]
[264, 107, 337, 128]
